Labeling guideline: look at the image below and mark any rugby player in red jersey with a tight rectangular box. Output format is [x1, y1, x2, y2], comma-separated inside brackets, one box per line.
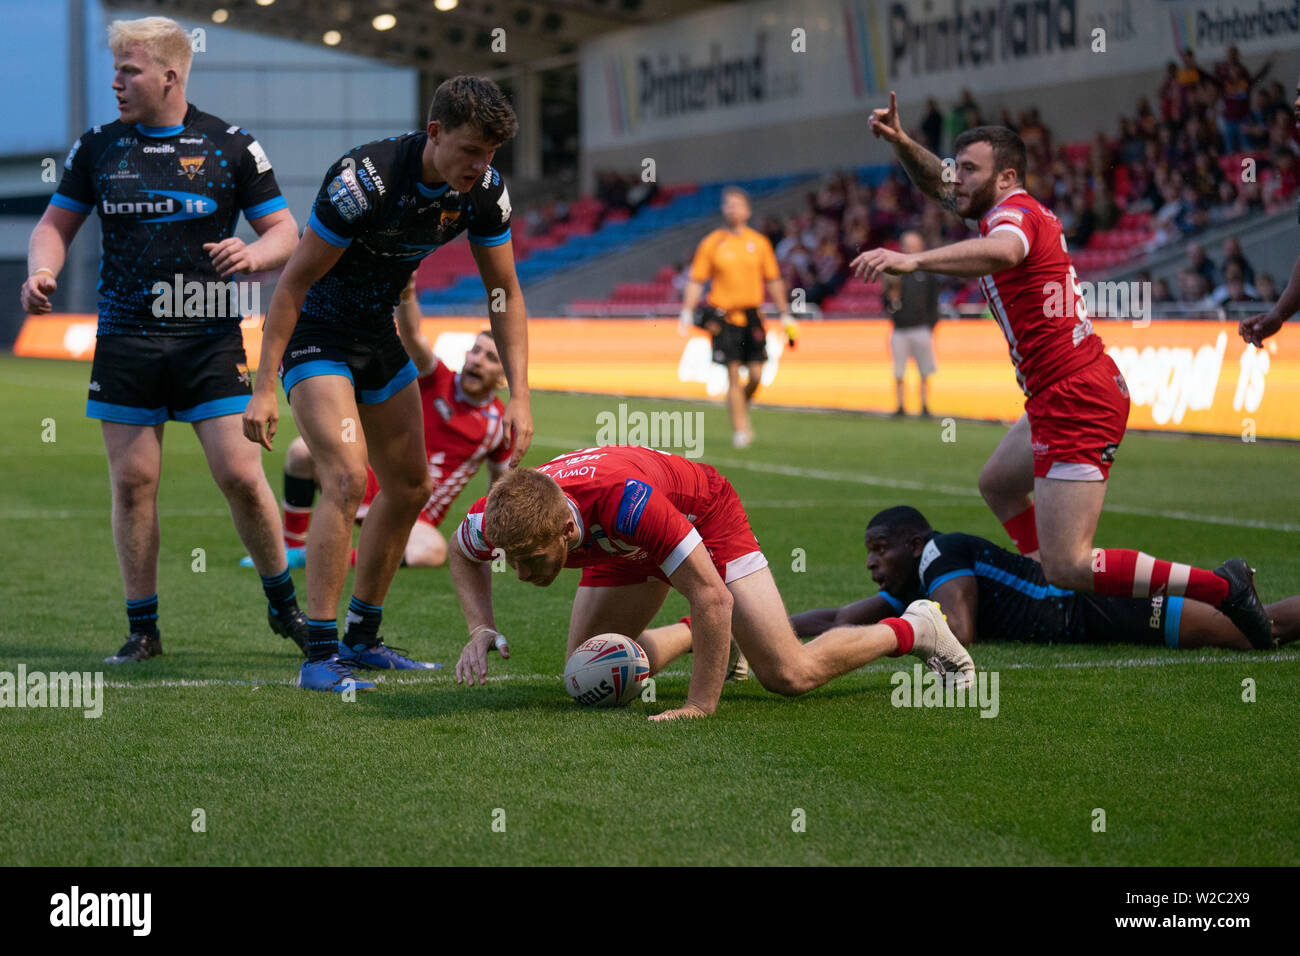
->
[261, 280, 511, 576]
[447, 445, 974, 721]
[851, 93, 1274, 649]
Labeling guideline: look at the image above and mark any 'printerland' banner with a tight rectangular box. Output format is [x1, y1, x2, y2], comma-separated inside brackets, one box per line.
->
[581, 0, 1300, 149]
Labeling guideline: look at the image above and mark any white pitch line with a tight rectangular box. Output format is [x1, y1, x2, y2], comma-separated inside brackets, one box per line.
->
[96, 652, 1296, 691]
[530, 436, 1300, 533]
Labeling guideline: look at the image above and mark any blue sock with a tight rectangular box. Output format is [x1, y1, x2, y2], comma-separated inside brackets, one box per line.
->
[126, 595, 159, 637]
[343, 596, 383, 648]
[306, 619, 338, 663]
[260, 567, 299, 618]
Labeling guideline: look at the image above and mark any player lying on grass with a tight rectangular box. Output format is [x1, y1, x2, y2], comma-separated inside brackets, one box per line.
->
[447, 445, 974, 721]
[851, 93, 1275, 650]
[243, 279, 511, 575]
[792, 506, 1299, 650]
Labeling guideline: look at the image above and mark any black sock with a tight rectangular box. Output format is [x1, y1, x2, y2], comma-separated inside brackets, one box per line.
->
[307, 619, 338, 662]
[284, 473, 316, 508]
[126, 594, 159, 638]
[343, 595, 382, 648]
[260, 567, 299, 619]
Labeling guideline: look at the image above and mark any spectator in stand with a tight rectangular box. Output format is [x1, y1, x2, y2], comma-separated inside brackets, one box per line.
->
[1188, 242, 1218, 286]
[1091, 183, 1121, 231]
[921, 98, 943, 154]
[808, 236, 847, 305]
[1217, 46, 1275, 154]
[1061, 193, 1096, 250]
[883, 231, 939, 419]
[1242, 88, 1275, 151]
[1159, 62, 1183, 123]
[1178, 269, 1216, 310]
[945, 90, 979, 151]
[1213, 264, 1259, 306]
[1152, 277, 1175, 304]
[1221, 236, 1255, 284]
[1256, 272, 1278, 303]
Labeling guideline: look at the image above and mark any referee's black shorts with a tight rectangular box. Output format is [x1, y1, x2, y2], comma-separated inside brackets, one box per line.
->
[704, 307, 767, 365]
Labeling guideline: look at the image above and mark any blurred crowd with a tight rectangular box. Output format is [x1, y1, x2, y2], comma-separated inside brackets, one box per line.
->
[683, 45, 1298, 312]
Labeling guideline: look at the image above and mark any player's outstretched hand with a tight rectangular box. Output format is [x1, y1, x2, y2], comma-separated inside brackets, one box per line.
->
[242, 390, 279, 450]
[1239, 310, 1285, 347]
[20, 272, 57, 314]
[648, 704, 709, 722]
[503, 396, 534, 466]
[868, 91, 906, 145]
[203, 237, 256, 277]
[850, 248, 917, 283]
[456, 628, 505, 686]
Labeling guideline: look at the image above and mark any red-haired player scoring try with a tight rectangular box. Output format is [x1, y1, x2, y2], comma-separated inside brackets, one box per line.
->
[447, 444, 974, 721]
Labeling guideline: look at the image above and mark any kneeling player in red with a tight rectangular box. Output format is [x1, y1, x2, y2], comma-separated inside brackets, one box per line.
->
[448, 445, 974, 720]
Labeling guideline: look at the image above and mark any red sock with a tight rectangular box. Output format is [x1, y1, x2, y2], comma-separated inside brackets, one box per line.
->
[283, 503, 311, 549]
[881, 617, 915, 656]
[349, 548, 358, 568]
[1091, 549, 1228, 604]
[679, 616, 691, 630]
[1002, 505, 1039, 554]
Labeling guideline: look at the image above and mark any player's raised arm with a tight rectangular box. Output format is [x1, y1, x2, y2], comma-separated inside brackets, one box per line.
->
[650, 542, 733, 721]
[869, 91, 959, 216]
[394, 275, 436, 375]
[472, 241, 532, 465]
[21, 205, 87, 314]
[242, 227, 345, 449]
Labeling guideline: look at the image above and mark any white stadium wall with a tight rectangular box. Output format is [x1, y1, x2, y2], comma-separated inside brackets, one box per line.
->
[579, 0, 1300, 186]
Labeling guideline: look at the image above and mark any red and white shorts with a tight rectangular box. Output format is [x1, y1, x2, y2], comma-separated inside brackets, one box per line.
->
[1026, 353, 1130, 481]
[354, 466, 443, 529]
[579, 476, 767, 588]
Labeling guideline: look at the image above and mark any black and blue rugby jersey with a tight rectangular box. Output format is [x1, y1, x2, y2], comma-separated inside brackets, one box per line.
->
[879, 532, 1084, 642]
[301, 130, 511, 329]
[52, 103, 287, 336]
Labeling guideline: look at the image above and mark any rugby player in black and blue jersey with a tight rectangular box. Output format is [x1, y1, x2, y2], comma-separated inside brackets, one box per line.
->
[243, 75, 534, 693]
[21, 17, 306, 664]
[791, 506, 1299, 650]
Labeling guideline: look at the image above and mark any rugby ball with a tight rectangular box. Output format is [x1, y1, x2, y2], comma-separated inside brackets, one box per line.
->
[564, 634, 650, 707]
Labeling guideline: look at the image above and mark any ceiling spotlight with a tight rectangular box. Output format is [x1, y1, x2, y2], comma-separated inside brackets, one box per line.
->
[211, 8, 229, 23]
[255, 0, 276, 6]
[372, 13, 397, 30]
[323, 30, 342, 45]
[434, 0, 459, 11]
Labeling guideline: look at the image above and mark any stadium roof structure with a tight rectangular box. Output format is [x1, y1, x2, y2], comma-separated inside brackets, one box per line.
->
[106, 0, 731, 75]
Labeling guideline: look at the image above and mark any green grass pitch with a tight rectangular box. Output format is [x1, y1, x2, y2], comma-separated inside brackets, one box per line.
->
[1, 353, 1296, 865]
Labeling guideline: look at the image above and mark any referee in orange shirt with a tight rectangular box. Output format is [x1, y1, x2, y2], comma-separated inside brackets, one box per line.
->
[679, 187, 794, 449]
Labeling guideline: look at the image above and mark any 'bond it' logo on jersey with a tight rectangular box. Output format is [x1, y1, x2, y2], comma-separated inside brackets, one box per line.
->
[178, 156, 205, 180]
[100, 190, 216, 222]
[615, 479, 653, 536]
